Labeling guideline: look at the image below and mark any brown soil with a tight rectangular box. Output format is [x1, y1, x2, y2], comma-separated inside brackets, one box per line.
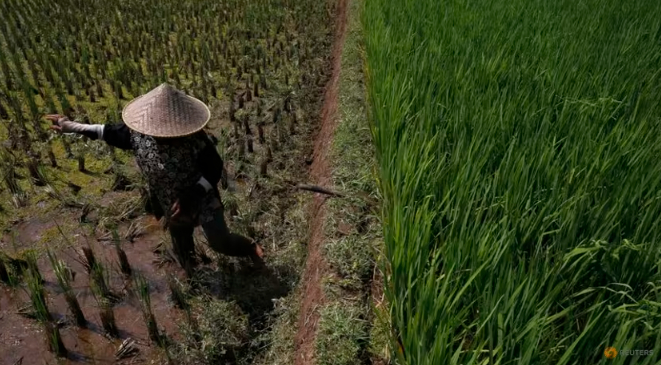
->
[293, 0, 350, 364]
[0, 216, 184, 365]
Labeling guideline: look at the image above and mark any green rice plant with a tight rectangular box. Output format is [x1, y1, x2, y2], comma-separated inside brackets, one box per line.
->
[98, 298, 120, 338]
[1, 251, 27, 285]
[44, 321, 68, 358]
[89, 258, 114, 302]
[77, 153, 86, 172]
[238, 135, 246, 158]
[1, 0, 333, 359]
[177, 288, 201, 349]
[47, 250, 86, 327]
[112, 170, 134, 192]
[0, 150, 27, 207]
[0, 258, 9, 283]
[46, 144, 57, 167]
[112, 229, 132, 277]
[24, 259, 51, 323]
[134, 274, 162, 345]
[257, 123, 265, 144]
[26, 157, 48, 187]
[80, 245, 97, 274]
[61, 136, 74, 159]
[24, 252, 44, 287]
[363, 0, 661, 363]
[89, 267, 120, 338]
[247, 136, 254, 153]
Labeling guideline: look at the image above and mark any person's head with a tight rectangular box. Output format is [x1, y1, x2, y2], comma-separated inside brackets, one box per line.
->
[122, 83, 210, 140]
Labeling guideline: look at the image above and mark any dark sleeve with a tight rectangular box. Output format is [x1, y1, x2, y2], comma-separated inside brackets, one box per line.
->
[197, 133, 223, 187]
[79, 128, 101, 140]
[103, 123, 133, 150]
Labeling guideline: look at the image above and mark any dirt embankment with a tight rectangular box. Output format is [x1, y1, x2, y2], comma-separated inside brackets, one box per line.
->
[294, 0, 350, 363]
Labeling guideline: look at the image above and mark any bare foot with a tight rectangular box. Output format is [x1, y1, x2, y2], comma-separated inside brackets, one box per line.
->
[251, 243, 265, 268]
[254, 243, 264, 258]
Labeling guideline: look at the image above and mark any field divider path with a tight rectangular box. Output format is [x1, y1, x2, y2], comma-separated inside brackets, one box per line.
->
[294, 0, 349, 363]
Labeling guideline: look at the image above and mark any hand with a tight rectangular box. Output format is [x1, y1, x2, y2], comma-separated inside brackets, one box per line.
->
[44, 114, 70, 133]
[170, 200, 195, 225]
[170, 184, 207, 223]
[170, 200, 200, 224]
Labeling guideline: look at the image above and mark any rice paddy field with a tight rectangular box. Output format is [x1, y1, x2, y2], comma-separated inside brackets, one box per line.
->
[0, 0, 338, 363]
[363, 0, 661, 363]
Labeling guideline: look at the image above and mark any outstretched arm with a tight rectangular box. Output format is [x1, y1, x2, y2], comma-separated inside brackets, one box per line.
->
[45, 114, 132, 150]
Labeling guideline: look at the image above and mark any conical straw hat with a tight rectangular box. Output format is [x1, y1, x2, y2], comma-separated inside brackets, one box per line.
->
[122, 83, 210, 138]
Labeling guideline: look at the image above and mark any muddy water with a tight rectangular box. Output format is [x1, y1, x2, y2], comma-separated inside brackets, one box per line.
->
[0, 216, 186, 364]
[3, 217, 57, 246]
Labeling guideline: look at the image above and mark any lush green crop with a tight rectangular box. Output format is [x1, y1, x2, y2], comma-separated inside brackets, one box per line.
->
[363, 0, 661, 363]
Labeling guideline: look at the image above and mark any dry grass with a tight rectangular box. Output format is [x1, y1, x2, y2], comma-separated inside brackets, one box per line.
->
[313, 0, 385, 363]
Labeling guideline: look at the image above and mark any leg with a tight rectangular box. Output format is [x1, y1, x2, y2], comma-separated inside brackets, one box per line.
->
[201, 208, 264, 265]
[168, 224, 197, 276]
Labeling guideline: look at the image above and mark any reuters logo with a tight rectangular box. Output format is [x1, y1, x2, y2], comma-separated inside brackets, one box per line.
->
[604, 347, 618, 359]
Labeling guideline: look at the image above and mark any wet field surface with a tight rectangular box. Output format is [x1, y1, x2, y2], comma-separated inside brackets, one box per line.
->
[0, 216, 185, 365]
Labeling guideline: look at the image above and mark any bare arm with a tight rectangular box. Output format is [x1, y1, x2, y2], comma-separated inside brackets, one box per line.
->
[45, 114, 132, 150]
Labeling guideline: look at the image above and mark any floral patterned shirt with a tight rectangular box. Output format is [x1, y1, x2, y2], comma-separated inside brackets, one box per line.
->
[129, 130, 221, 225]
[83, 123, 224, 226]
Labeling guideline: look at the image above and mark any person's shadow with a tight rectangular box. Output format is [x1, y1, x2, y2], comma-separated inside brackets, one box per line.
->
[194, 259, 296, 328]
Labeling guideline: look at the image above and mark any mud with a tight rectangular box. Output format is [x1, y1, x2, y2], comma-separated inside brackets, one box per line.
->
[3, 217, 57, 245]
[293, 0, 350, 363]
[0, 215, 185, 365]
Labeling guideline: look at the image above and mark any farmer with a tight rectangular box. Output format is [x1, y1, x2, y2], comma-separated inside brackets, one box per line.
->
[46, 83, 264, 276]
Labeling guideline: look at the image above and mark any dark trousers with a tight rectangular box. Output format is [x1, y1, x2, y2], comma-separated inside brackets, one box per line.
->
[169, 206, 254, 274]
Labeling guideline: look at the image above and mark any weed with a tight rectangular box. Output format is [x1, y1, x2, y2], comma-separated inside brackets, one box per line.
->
[175, 298, 249, 364]
[315, 303, 367, 365]
[167, 273, 189, 311]
[314, 1, 383, 363]
[324, 235, 373, 292]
